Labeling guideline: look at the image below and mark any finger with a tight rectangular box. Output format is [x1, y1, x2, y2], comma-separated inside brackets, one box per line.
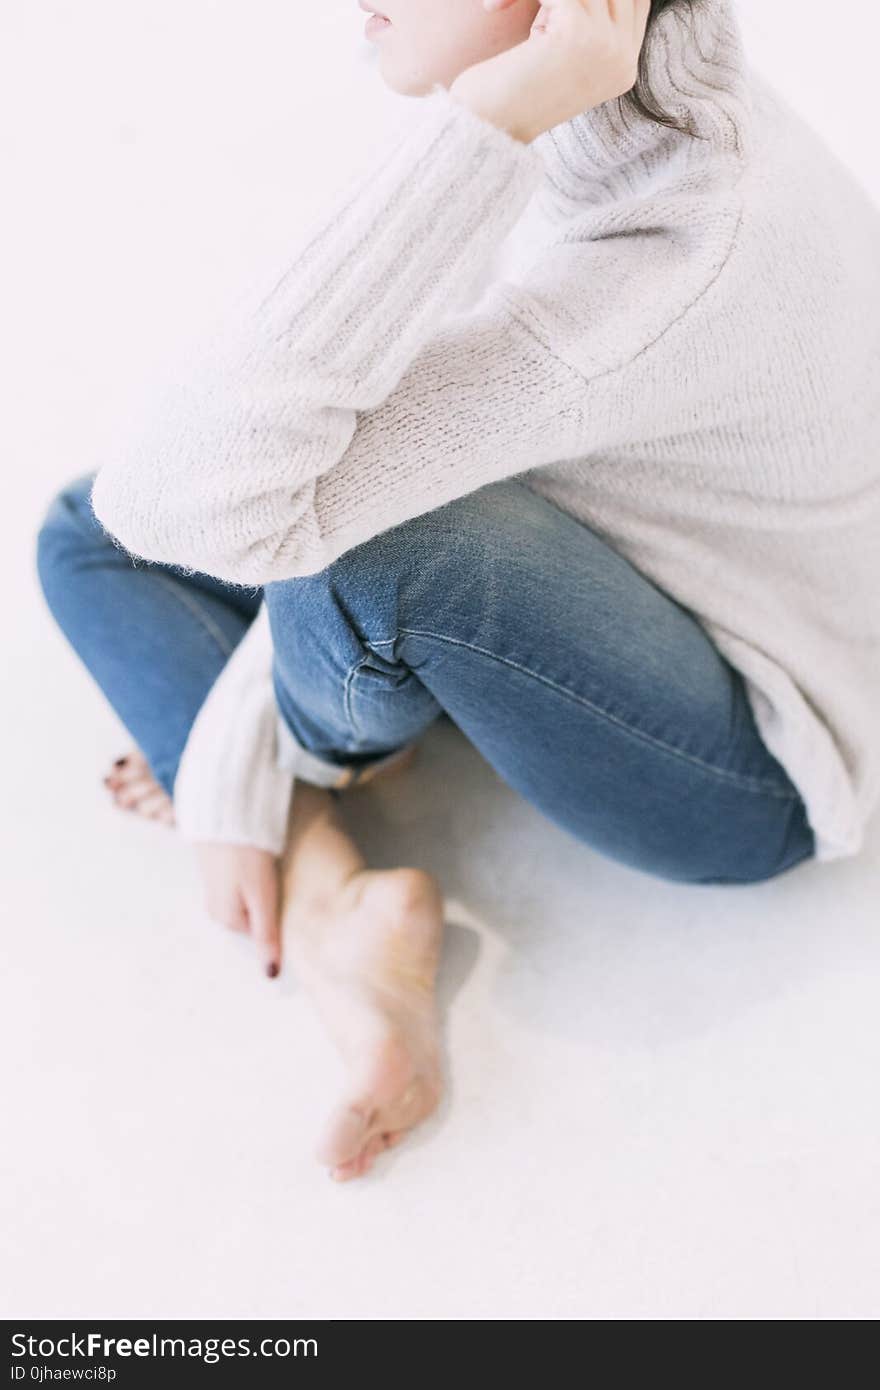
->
[603, 0, 651, 71]
[225, 902, 250, 934]
[634, 0, 651, 43]
[612, 0, 649, 41]
[595, 0, 620, 23]
[245, 871, 282, 978]
[528, 0, 606, 28]
[204, 890, 250, 933]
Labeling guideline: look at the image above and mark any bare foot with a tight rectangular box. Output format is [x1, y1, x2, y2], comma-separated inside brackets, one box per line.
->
[103, 749, 175, 826]
[285, 861, 445, 1182]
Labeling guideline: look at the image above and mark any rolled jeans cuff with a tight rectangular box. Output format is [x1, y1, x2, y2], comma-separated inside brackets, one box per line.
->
[275, 711, 416, 789]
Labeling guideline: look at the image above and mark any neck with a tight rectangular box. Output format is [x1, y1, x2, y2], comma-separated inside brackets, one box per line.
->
[532, 0, 754, 214]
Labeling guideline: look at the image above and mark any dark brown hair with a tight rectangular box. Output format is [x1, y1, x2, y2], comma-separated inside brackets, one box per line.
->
[621, 0, 698, 136]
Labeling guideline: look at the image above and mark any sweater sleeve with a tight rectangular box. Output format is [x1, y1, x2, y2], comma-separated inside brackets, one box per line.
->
[88, 83, 592, 586]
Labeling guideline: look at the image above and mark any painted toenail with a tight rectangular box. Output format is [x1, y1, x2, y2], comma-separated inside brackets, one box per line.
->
[113, 756, 128, 767]
[266, 962, 279, 979]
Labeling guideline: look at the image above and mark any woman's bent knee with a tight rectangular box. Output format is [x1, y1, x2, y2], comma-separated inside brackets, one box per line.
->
[35, 472, 102, 591]
[36, 472, 99, 543]
[674, 803, 816, 887]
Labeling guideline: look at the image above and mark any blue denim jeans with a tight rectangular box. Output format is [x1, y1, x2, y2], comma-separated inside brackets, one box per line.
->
[36, 471, 816, 885]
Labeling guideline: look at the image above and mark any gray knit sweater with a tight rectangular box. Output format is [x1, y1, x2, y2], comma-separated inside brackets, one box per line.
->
[90, 0, 880, 865]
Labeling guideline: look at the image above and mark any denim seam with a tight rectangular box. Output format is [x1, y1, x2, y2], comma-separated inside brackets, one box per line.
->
[366, 628, 799, 800]
[342, 652, 376, 742]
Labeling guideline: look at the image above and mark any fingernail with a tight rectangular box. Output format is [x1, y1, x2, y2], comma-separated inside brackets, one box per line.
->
[266, 962, 279, 979]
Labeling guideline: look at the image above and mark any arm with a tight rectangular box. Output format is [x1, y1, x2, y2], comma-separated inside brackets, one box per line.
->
[89, 84, 564, 585]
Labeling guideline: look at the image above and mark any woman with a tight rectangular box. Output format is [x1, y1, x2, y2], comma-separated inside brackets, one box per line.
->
[36, 0, 880, 1181]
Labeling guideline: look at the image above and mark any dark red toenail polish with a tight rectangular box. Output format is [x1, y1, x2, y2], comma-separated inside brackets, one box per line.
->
[114, 756, 128, 767]
[266, 962, 279, 979]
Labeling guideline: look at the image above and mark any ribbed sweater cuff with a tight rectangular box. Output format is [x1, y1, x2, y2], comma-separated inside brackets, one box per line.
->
[172, 603, 293, 856]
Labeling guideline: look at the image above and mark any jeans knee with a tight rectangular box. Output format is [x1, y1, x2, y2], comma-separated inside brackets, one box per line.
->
[268, 527, 413, 651]
[37, 473, 99, 540]
[313, 501, 482, 640]
[684, 838, 815, 887]
[35, 473, 101, 592]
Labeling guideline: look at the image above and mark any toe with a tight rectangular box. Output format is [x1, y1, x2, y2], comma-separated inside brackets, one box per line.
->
[329, 1152, 367, 1182]
[329, 1164, 354, 1183]
[316, 1102, 374, 1170]
[359, 1133, 387, 1173]
[382, 1129, 407, 1150]
[334, 1135, 385, 1181]
[114, 777, 157, 810]
[137, 789, 174, 820]
[112, 789, 141, 811]
[108, 753, 146, 784]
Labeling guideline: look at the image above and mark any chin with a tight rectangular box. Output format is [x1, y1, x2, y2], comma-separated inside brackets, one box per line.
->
[381, 71, 443, 97]
[370, 30, 474, 97]
[376, 57, 464, 98]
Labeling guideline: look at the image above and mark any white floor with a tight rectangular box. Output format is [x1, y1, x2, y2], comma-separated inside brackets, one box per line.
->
[3, 2, 878, 1321]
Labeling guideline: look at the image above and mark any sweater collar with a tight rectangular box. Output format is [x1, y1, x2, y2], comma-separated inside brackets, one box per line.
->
[532, 0, 754, 214]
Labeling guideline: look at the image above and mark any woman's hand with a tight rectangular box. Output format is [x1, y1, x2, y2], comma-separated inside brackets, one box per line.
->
[194, 842, 282, 978]
[450, 0, 652, 144]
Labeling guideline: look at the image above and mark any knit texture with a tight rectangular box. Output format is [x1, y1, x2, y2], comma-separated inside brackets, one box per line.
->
[91, 0, 880, 863]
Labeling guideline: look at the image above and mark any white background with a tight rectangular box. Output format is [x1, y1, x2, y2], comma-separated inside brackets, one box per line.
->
[2, 1, 879, 1319]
